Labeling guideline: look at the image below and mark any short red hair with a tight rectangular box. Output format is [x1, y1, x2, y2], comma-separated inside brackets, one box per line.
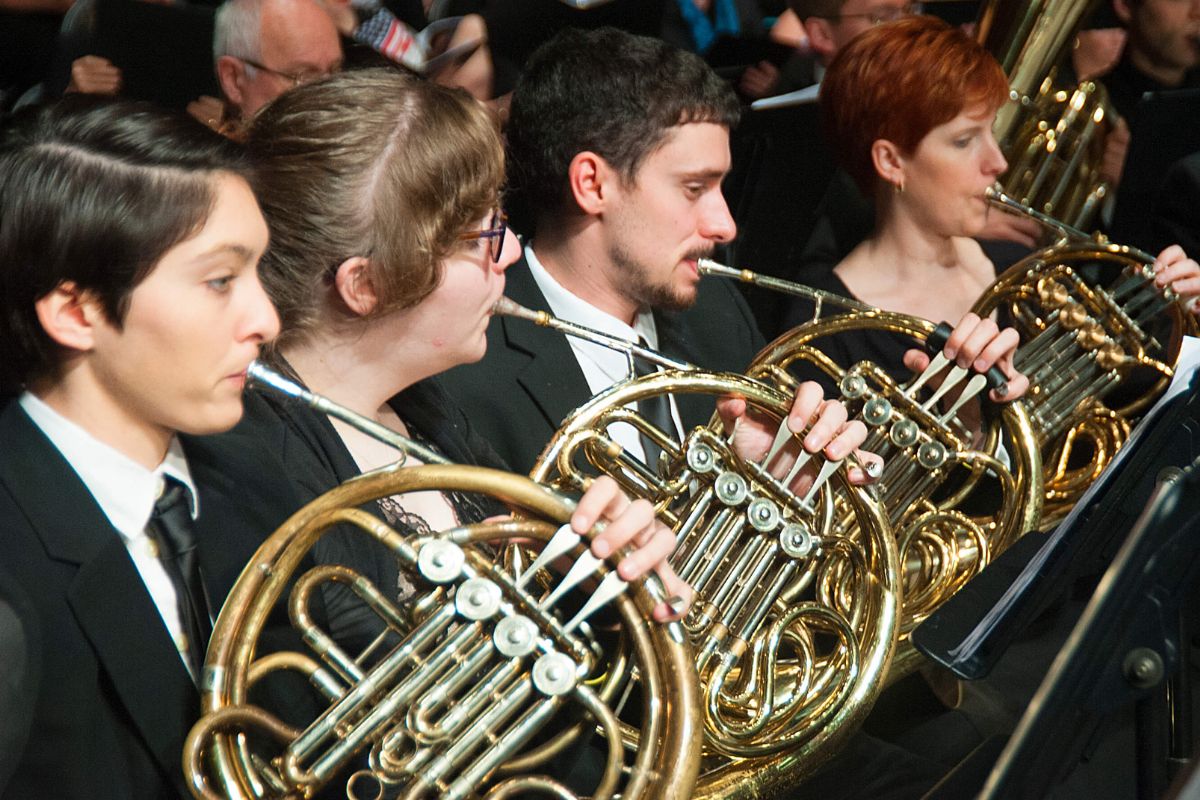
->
[820, 15, 1010, 193]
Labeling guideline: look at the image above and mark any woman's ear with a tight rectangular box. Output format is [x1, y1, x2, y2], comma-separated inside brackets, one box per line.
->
[870, 139, 907, 192]
[34, 281, 102, 353]
[332, 256, 378, 316]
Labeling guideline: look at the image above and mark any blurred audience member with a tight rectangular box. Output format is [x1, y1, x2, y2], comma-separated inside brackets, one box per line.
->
[213, 0, 342, 126]
[0, 0, 73, 109]
[1104, 0, 1199, 122]
[662, 0, 765, 54]
[1086, 0, 1199, 190]
[323, 0, 495, 99]
[753, 0, 919, 104]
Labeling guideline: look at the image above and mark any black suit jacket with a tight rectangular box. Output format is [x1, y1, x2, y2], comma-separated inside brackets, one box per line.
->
[0, 400, 196, 799]
[0, 561, 39, 794]
[437, 252, 766, 474]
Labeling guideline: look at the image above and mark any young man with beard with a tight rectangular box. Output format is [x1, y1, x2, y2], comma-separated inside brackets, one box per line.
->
[438, 31, 1022, 799]
[438, 26, 771, 475]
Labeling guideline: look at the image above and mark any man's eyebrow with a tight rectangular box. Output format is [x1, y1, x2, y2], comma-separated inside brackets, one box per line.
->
[677, 168, 728, 181]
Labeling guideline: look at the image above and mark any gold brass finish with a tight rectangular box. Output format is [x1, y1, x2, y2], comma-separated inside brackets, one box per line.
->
[184, 367, 702, 799]
[750, 311, 1044, 662]
[973, 191, 1199, 523]
[977, 0, 1113, 228]
[528, 368, 901, 797]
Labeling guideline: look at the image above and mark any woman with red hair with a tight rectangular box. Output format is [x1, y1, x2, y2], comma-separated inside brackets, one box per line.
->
[812, 15, 1198, 383]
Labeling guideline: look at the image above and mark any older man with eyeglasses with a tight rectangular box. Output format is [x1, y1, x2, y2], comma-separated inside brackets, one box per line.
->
[212, 0, 343, 128]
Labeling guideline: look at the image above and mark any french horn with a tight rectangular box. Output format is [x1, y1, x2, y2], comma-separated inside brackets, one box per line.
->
[972, 187, 1200, 523]
[700, 262, 1044, 665]
[497, 299, 902, 798]
[183, 363, 702, 800]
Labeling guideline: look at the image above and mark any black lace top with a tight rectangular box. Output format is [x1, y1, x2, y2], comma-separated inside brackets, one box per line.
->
[187, 366, 511, 654]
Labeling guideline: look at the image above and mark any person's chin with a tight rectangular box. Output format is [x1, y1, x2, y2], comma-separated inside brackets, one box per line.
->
[963, 206, 989, 237]
[460, 336, 490, 366]
[182, 398, 245, 436]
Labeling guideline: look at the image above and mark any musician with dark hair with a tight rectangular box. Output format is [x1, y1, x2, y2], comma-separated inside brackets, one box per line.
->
[432, 27, 1050, 797]
[439, 26, 873, 483]
[1104, 0, 1200, 122]
[0, 97, 279, 798]
[789, 0, 916, 75]
[183, 67, 849, 796]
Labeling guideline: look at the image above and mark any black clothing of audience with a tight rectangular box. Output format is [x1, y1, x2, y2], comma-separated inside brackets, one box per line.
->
[1103, 51, 1200, 122]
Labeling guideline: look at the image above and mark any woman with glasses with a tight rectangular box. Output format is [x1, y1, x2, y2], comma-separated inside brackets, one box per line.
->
[184, 69, 693, 658]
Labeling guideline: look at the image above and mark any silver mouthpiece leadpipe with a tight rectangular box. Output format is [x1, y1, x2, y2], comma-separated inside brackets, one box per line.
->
[491, 296, 695, 372]
[696, 258, 876, 314]
[984, 184, 1090, 244]
[246, 360, 452, 466]
[247, 360, 690, 611]
[985, 184, 1157, 264]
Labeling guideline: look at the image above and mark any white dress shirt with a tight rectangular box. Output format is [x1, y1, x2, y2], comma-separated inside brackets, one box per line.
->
[19, 392, 202, 677]
[525, 245, 684, 461]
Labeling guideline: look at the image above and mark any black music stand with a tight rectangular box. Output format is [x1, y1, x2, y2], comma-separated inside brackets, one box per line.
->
[913, 366, 1200, 681]
[976, 452, 1200, 799]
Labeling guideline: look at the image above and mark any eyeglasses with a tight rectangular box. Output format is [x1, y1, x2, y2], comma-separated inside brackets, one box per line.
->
[824, 2, 922, 25]
[238, 56, 339, 87]
[457, 210, 509, 263]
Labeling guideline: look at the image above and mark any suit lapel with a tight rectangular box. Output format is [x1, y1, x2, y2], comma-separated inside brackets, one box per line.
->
[0, 403, 196, 793]
[504, 258, 595, 431]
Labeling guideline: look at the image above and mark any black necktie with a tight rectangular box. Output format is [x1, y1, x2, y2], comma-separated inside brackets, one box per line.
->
[146, 477, 211, 680]
[632, 338, 676, 474]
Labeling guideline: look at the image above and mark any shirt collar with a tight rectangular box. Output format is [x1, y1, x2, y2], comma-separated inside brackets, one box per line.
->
[18, 392, 200, 542]
[524, 244, 659, 350]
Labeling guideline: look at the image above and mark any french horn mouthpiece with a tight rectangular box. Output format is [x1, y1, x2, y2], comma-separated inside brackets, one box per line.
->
[491, 295, 524, 317]
[246, 360, 306, 400]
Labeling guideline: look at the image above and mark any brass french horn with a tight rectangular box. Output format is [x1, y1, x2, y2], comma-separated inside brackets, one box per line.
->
[972, 187, 1200, 523]
[183, 363, 702, 800]
[701, 262, 1044, 667]
[498, 299, 902, 798]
